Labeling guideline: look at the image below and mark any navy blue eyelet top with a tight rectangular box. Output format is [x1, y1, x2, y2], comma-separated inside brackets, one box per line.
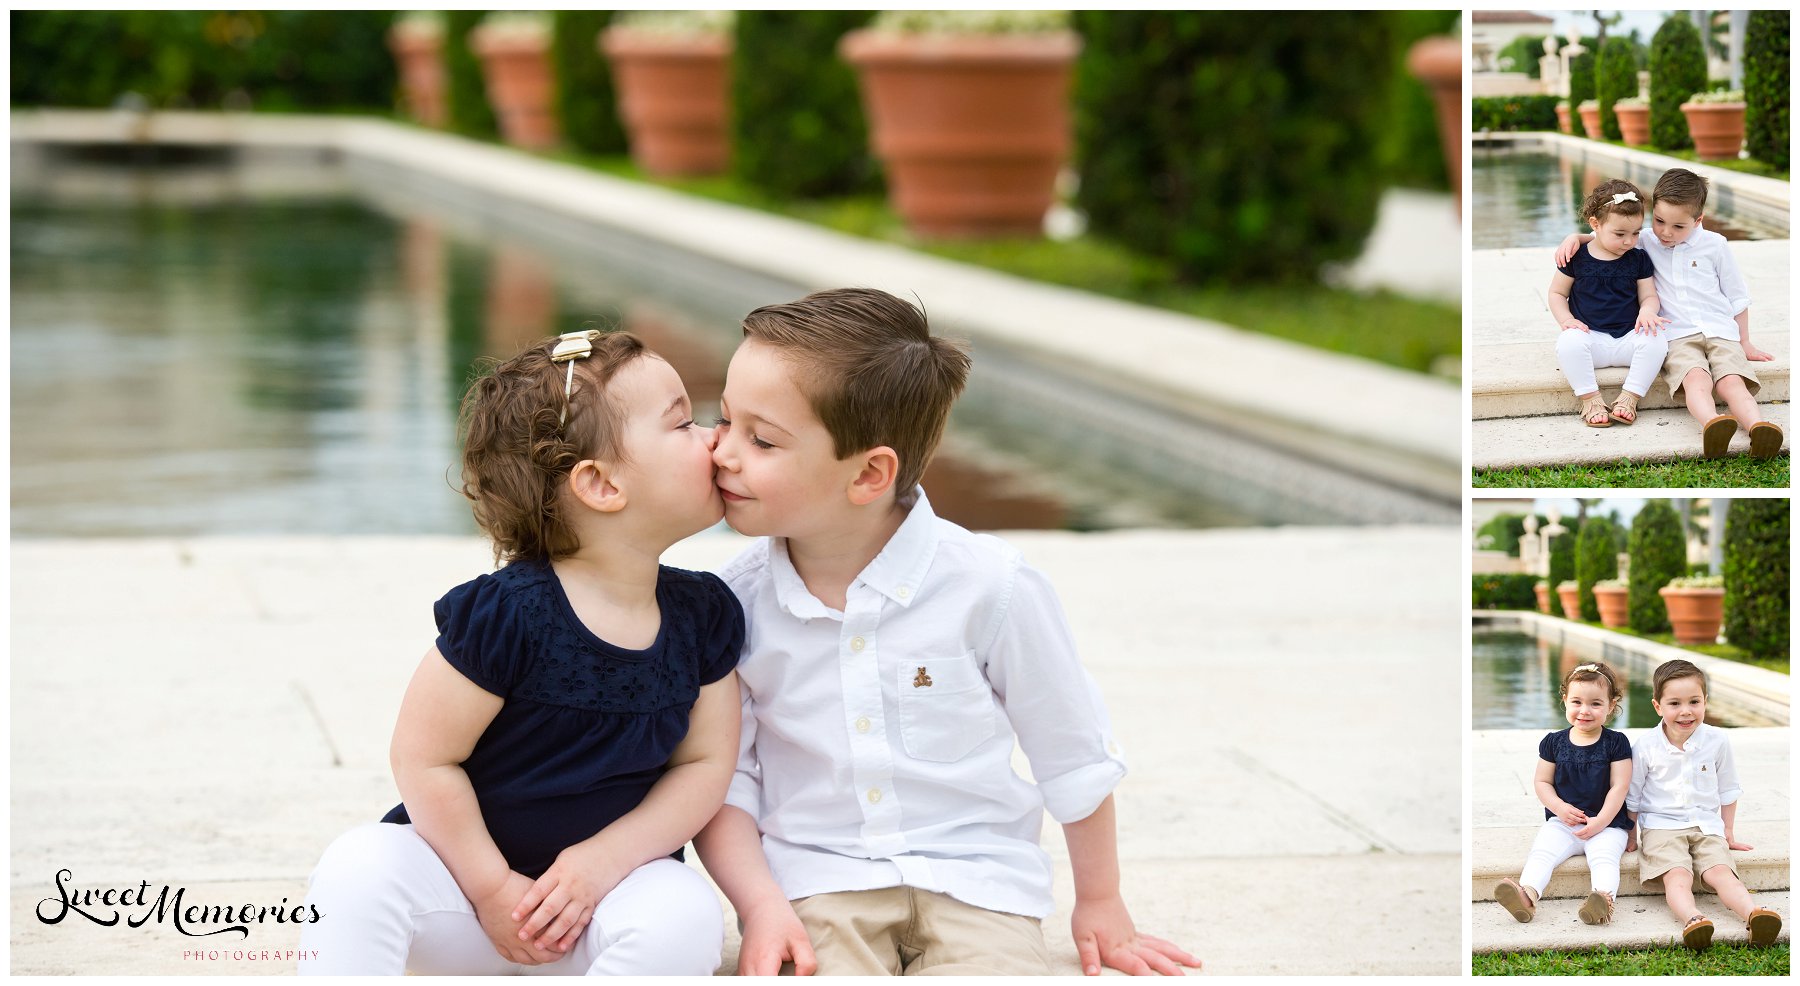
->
[381, 557, 745, 878]
[1559, 242, 1655, 338]
[1540, 727, 1633, 831]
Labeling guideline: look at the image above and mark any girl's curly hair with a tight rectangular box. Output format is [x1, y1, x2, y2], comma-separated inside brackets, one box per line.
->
[1582, 178, 1646, 228]
[457, 331, 648, 563]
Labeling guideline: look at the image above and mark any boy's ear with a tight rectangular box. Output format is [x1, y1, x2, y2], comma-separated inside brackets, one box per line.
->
[846, 446, 899, 506]
[568, 459, 628, 514]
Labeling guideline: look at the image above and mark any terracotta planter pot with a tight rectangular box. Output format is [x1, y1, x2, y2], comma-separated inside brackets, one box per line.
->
[1578, 104, 1602, 139]
[841, 29, 1081, 238]
[388, 24, 448, 128]
[1614, 103, 1650, 146]
[1556, 585, 1583, 621]
[1592, 586, 1629, 627]
[1555, 103, 1572, 135]
[602, 29, 731, 177]
[1680, 102, 1746, 161]
[1534, 583, 1552, 614]
[470, 27, 559, 151]
[1660, 586, 1725, 645]
[1407, 35, 1462, 213]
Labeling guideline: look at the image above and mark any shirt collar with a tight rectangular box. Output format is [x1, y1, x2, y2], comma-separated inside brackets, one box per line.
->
[1650, 720, 1707, 755]
[766, 486, 941, 619]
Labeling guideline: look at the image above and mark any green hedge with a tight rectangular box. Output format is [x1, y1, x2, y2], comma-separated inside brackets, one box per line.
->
[1549, 530, 1576, 587]
[1744, 11, 1789, 170]
[1074, 12, 1397, 285]
[10, 10, 395, 111]
[1576, 517, 1619, 621]
[553, 11, 625, 154]
[1628, 500, 1685, 634]
[1379, 9, 1459, 194]
[1473, 95, 1560, 132]
[1474, 574, 1541, 611]
[732, 11, 877, 199]
[1497, 34, 1548, 78]
[444, 11, 498, 139]
[1568, 47, 1596, 108]
[1596, 36, 1635, 140]
[1650, 16, 1706, 150]
[1722, 498, 1789, 663]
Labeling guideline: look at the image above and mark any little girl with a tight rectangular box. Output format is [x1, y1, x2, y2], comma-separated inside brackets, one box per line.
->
[1550, 178, 1671, 427]
[298, 330, 742, 974]
[1494, 662, 1633, 926]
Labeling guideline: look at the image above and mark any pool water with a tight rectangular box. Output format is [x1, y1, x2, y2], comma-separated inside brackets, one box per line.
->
[1472, 149, 1782, 250]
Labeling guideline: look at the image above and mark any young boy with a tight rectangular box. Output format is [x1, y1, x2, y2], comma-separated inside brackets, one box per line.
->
[694, 288, 1199, 976]
[1557, 169, 1781, 459]
[1626, 659, 1782, 951]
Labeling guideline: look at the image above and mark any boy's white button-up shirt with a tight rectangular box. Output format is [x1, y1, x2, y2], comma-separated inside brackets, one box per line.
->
[1639, 223, 1752, 341]
[1626, 722, 1741, 836]
[715, 489, 1127, 919]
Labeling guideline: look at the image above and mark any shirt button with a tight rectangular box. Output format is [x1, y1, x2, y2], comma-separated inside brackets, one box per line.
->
[897, 586, 911, 600]
[1107, 742, 1120, 755]
[867, 788, 882, 804]
[850, 636, 866, 652]
[856, 716, 871, 733]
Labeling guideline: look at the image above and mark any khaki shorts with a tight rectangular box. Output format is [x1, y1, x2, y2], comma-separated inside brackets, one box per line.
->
[1638, 826, 1739, 891]
[1662, 334, 1762, 398]
[786, 885, 1051, 976]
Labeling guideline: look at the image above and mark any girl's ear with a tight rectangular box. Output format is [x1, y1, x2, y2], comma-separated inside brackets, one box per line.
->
[846, 446, 899, 506]
[568, 460, 628, 514]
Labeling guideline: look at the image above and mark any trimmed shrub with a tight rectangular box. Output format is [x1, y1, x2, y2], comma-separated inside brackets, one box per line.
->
[1649, 16, 1707, 150]
[732, 11, 877, 199]
[1472, 95, 1560, 132]
[1744, 11, 1789, 170]
[1548, 530, 1577, 587]
[1497, 34, 1548, 78]
[1722, 498, 1788, 662]
[444, 10, 498, 139]
[1576, 517, 1619, 622]
[1379, 9, 1459, 193]
[1568, 47, 1596, 108]
[1628, 500, 1685, 633]
[1474, 574, 1541, 611]
[1476, 513, 1553, 556]
[552, 11, 626, 155]
[1074, 12, 1396, 285]
[1596, 36, 1636, 140]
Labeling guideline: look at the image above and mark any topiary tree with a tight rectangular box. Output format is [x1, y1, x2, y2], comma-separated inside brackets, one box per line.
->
[1497, 34, 1549, 78]
[552, 11, 625, 155]
[1074, 12, 1396, 285]
[1596, 36, 1636, 140]
[1548, 529, 1577, 588]
[1744, 10, 1789, 170]
[1628, 500, 1685, 633]
[1568, 46, 1597, 108]
[1576, 517, 1619, 622]
[732, 11, 877, 199]
[1722, 498, 1788, 663]
[1649, 15, 1706, 150]
[444, 10, 498, 139]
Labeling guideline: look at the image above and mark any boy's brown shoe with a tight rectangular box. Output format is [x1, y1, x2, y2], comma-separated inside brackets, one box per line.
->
[1702, 415, 1738, 459]
[1682, 915, 1715, 951]
[1747, 421, 1783, 460]
[1746, 907, 1782, 947]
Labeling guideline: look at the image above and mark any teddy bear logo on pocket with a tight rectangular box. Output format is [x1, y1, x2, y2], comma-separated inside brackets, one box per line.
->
[913, 667, 933, 688]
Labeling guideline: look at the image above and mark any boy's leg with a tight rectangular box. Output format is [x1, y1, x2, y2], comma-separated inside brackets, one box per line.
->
[1681, 368, 1719, 423]
[1715, 374, 1764, 427]
[1700, 864, 1756, 922]
[904, 888, 1051, 975]
[568, 858, 724, 976]
[791, 887, 909, 975]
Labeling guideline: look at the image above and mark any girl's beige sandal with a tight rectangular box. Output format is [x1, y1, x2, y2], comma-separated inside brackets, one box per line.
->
[1494, 878, 1535, 923]
[1580, 394, 1611, 428]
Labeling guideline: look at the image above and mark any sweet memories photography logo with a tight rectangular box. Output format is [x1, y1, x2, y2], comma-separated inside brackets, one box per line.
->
[35, 869, 324, 939]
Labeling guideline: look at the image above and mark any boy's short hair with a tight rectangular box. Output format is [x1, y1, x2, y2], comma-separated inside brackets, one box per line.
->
[1652, 658, 1709, 701]
[459, 331, 649, 563]
[1581, 178, 1646, 226]
[740, 288, 971, 495]
[1653, 168, 1709, 216]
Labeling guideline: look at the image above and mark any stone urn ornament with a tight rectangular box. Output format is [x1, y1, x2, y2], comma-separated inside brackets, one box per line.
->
[602, 10, 734, 177]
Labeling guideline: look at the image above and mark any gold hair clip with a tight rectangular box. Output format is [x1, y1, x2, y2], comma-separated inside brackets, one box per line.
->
[1574, 663, 1602, 675]
[551, 331, 602, 428]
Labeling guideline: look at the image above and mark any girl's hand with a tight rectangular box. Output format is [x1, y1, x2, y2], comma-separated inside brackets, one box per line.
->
[474, 871, 563, 966]
[1635, 313, 1669, 335]
[1744, 343, 1774, 361]
[1574, 820, 1607, 841]
[1072, 894, 1201, 976]
[1554, 804, 1588, 827]
[1554, 234, 1584, 267]
[514, 843, 625, 953]
[1727, 835, 1754, 851]
[1561, 318, 1590, 333]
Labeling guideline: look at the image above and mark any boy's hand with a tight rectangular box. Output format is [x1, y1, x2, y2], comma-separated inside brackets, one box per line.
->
[1554, 804, 1588, 827]
[1635, 313, 1669, 335]
[1072, 894, 1201, 976]
[736, 895, 817, 976]
[474, 871, 564, 966]
[513, 843, 625, 954]
[1554, 234, 1584, 267]
[1743, 343, 1774, 361]
[1625, 831, 1638, 853]
[1561, 318, 1590, 333]
[1727, 835, 1754, 851]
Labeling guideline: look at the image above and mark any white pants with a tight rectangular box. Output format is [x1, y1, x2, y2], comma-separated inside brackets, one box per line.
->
[1556, 329, 1669, 397]
[1519, 819, 1629, 897]
[296, 823, 723, 976]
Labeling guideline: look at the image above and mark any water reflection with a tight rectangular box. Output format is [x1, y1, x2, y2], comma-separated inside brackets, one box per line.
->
[1473, 630, 1767, 729]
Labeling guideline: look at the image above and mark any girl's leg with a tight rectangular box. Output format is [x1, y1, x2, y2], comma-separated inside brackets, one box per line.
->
[1702, 864, 1756, 921]
[1554, 330, 1600, 398]
[554, 858, 724, 976]
[1623, 335, 1671, 398]
[297, 822, 516, 976]
[1582, 827, 1629, 896]
[1519, 819, 1583, 897]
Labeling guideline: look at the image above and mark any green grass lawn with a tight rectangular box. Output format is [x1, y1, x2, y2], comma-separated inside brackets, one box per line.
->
[1474, 941, 1789, 975]
[1512, 130, 1789, 181]
[1473, 455, 1790, 489]
[554, 152, 1462, 375]
[1602, 625, 1789, 675]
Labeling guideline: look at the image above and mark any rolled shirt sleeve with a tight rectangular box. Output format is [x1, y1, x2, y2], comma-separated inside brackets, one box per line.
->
[1716, 732, 1742, 807]
[1715, 239, 1752, 316]
[722, 672, 763, 818]
[1625, 737, 1648, 815]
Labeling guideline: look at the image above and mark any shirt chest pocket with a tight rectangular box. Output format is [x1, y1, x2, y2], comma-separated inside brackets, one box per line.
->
[1686, 258, 1717, 287]
[1692, 758, 1719, 798]
[895, 652, 996, 763]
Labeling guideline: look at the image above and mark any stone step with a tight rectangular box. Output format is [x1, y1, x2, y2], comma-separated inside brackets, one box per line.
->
[1472, 889, 1790, 954]
[1471, 340, 1790, 420]
[1472, 819, 1790, 902]
[1471, 404, 1790, 470]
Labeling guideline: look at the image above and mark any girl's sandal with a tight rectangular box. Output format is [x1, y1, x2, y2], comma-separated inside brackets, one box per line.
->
[1580, 394, 1612, 428]
[1578, 890, 1614, 925]
[1746, 907, 1782, 947]
[1494, 878, 1536, 923]
[1607, 392, 1639, 425]
[1682, 914, 1714, 951]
